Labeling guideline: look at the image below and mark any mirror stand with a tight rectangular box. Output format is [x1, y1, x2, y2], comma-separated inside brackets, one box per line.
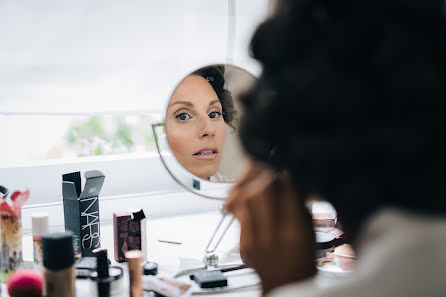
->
[152, 64, 256, 280]
[173, 214, 240, 278]
[152, 123, 244, 278]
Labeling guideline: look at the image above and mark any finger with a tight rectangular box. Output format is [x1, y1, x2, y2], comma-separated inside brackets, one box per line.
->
[231, 168, 278, 249]
[229, 162, 274, 198]
[225, 163, 259, 211]
[233, 163, 264, 188]
[225, 167, 274, 213]
[230, 170, 268, 201]
[228, 163, 261, 197]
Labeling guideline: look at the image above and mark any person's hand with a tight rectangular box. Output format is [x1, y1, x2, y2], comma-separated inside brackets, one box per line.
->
[225, 163, 316, 295]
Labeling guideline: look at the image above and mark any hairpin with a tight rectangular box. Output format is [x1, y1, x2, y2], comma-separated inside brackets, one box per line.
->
[206, 76, 214, 82]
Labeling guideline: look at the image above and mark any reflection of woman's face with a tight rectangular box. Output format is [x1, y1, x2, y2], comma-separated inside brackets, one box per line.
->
[166, 75, 226, 180]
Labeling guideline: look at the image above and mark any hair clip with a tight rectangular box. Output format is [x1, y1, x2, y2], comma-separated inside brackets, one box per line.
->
[206, 76, 214, 82]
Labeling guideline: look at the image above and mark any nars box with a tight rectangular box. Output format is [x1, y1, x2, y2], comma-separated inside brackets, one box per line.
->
[62, 170, 105, 256]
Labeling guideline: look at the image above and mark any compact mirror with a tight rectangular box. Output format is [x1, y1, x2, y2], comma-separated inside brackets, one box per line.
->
[153, 64, 256, 199]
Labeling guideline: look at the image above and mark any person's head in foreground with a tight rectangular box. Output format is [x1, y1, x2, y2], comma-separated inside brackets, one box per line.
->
[166, 66, 235, 180]
[226, 0, 446, 296]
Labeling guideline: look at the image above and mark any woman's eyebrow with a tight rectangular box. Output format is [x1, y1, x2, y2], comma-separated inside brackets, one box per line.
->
[169, 101, 193, 108]
[208, 100, 220, 106]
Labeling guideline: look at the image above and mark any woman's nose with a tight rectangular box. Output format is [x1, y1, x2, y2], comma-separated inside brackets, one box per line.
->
[198, 117, 216, 138]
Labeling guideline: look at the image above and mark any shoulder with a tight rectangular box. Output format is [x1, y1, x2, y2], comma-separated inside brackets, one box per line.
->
[268, 208, 446, 297]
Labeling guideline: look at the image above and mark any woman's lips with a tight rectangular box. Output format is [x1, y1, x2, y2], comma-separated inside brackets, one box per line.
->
[193, 148, 218, 160]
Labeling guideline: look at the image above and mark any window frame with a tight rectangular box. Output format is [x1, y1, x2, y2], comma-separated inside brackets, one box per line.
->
[1, 153, 222, 234]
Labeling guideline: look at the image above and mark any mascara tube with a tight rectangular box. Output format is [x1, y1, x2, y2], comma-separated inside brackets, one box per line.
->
[96, 250, 110, 297]
[89, 250, 124, 297]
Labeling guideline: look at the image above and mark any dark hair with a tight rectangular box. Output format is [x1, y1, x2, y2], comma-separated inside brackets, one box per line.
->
[240, 0, 446, 222]
[192, 65, 237, 129]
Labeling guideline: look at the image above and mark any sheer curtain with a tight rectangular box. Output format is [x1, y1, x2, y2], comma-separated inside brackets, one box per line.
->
[0, 0, 269, 114]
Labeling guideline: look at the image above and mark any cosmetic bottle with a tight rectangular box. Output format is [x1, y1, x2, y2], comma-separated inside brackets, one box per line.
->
[42, 232, 76, 297]
[31, 212, 49, 272]
[126, 250, 143, 297]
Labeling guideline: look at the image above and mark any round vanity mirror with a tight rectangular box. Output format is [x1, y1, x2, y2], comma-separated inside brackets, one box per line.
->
[152, 64, 256, 199]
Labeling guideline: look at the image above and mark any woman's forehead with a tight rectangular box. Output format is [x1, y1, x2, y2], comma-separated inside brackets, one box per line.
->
[169, 75, 219, 107]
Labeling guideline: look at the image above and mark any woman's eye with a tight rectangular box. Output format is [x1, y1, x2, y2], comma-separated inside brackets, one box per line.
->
[176, 113, 191, 121]
[208, 111, 222, 119]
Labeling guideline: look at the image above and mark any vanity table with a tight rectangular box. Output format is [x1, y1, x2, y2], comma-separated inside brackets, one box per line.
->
[1, 211, 261, 297]
[1, 209, 350, 297]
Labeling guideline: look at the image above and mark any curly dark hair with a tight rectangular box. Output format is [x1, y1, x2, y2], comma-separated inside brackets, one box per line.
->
[192, 65, 237, 130]
[239, 0, 446, 222]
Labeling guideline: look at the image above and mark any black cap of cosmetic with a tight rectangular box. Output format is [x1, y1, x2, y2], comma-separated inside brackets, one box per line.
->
[96, 249, 110, 278]
[132, 209, 146, 221]
[0, 185, 8, 199]
[143, 261, 158, 275]
[42, 231, 75, 270]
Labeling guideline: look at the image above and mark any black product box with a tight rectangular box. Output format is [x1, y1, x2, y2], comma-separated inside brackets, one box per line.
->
[62, 170, 105, 256]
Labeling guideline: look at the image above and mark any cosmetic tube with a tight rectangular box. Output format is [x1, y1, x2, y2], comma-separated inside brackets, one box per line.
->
[126, 250, 143, 297]
[97, 250, 110, 297]
[89, 266, 124, 297]
[42, 232, 76, 297]
[31, 212, 49, 272]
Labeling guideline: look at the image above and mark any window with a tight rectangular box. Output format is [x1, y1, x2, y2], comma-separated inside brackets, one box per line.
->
[0, 1, 270, 230]
[0, 114, 162, 167]
[0, 0, 269, 114]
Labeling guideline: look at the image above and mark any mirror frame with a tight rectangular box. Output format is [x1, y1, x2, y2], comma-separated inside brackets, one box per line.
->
[152, 63, 257, 200]
[152, 122, 230, 200]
